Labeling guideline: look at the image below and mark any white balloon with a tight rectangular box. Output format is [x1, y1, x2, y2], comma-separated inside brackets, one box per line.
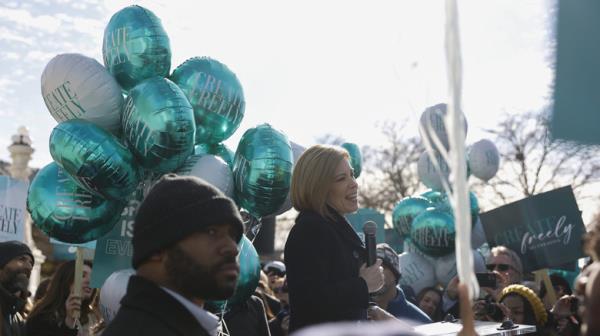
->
[176, 154, 235, 199]
[468, 139, 500, 181]
[398, 252, 436, 295]
[41, 53, 124, 133]
[417, 151, 449, 191]
[419, 103, 468, 151]
[273, 141, 306, 216]
[433, 250, 487, 287]
[99, 269, 135, 323]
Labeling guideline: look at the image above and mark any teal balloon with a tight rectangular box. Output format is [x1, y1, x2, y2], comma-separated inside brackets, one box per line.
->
[410, 208, 455, 257]
[392, 196, 432, 237]
[122, 77, 196, 174]
[50, 119, 141, 201]
[207, 235, 260, 311]
[27, 163, 125, 244]
[420, 190, 446, 205]
[195, 143, 235, 168]
[426, 191, 479, 225]
[233, 124, 293, 218]
[103, 5, 171, 91]
[341, 142, 362, 178]
[171, 57, 245, 145]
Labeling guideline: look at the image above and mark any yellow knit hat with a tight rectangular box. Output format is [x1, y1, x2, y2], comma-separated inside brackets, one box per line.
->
[499, 284, 548, 325]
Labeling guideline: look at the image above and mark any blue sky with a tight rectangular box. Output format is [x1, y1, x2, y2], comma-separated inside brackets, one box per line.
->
[0, 0, 553, 168]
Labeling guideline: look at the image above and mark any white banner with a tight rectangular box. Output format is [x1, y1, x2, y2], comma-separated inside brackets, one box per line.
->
[0, 176, 29, 242]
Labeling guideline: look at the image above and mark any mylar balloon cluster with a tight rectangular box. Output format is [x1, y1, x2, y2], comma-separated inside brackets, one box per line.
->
[207, 235, 261, 312]
[122, 77, 196, 174]
[41, 53, 124, 134]
[392, 196, 431, 237]
[171, 57, 245, 145]
[419, 103, 468, 151]
[27, 163, 125, 243]
[103, 5, 171, 91]
[233, 124, 293, 218]
[468, 139, 500, 181]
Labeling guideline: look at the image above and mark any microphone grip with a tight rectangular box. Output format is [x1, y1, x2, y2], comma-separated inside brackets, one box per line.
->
[365, 234, 377, 267]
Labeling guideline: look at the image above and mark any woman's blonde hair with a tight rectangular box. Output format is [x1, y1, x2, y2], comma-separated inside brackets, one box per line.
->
[290, 145, 349, 219]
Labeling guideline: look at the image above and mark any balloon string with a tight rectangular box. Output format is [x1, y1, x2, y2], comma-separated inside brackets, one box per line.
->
[445, 0, 479, 300]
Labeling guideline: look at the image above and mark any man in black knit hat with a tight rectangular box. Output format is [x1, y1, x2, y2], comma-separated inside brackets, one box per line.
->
[103, 174, 245, 336]
[0, 240, 34, 336]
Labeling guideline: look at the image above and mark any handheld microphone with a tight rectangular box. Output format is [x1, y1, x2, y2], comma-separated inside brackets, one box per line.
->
[363, 221, 377, 266]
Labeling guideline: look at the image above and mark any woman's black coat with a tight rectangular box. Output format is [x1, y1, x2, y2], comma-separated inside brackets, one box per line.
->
[284, 209, 370, 332]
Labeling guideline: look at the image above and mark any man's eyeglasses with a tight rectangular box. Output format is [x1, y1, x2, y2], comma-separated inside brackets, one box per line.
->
[486, 263, 513, 272]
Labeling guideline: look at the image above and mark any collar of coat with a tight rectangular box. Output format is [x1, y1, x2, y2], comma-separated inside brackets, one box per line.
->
[121, 276, 212, 336]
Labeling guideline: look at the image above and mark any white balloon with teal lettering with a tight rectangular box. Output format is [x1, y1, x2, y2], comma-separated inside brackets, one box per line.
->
[99, 269, 135, 323]
[176, 153, 234, 198]
[419, 103, 468, 150]
[417, 151, 449, 191]
[468, 139, 500, 181]
[433, 250, 486, 287]
[41, 53, 124, 133]
[398, 252, 436, 295]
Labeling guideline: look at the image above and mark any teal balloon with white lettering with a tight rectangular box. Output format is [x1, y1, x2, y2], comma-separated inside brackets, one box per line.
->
[171, 57, 245, 145]
[27, 163, 125, 244]
[103, 5, 171, 91]
[392, 196, 432, 237]
[49, 119, 141, 201]
[410, 208, 455, 257]
[207, 235, 260, 312]
[41, 53, 124, 134]
[233, 124, 293, 218]
[122, 77, 196, 174]
[341, 142, 362, 178]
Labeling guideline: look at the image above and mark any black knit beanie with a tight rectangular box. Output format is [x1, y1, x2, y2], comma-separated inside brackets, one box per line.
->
[376, 243, 401, 284]
[132, 174, 244, 269]
[0, 241, 34, 269]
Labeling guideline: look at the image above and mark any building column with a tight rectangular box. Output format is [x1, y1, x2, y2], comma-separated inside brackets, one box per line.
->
[7, 126, 46, 294]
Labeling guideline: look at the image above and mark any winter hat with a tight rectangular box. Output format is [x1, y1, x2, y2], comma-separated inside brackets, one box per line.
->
[500, 284, 548, 325]
[132, 174, 244, 269]
[0, 241, 34, 269]
[263, 260, 286, 276]
[376, 243, 401, 283]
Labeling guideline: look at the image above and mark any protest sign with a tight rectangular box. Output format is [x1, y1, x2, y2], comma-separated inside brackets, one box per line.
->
[90, 190, 140, 288]
[480, 186, 586, 272]
[0, 176, 28, 242]
[346, 208, 385, 244]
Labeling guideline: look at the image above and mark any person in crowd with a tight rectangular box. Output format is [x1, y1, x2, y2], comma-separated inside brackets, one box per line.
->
[498, 284, 551, 335]
[284, 145, 384, 332]
[416, 287, 443, 322]
[102, 174, 245, 336]
[263, 261, 286, 289]
[26, 260, 98, 336]
[485, 246, 524, 297]
[575, 219, 600, 336]
[442, 245, 524, 319]
[33, 278, 51, 303]
[269, 278, 290, 336]
[372, 243, 431, 323]
[219, 295, 271, 336]
[255, 271, 281, 320]
[550, 295, 580, 336]
[0, 240, 34, 336]
[540, 273, 573, 309]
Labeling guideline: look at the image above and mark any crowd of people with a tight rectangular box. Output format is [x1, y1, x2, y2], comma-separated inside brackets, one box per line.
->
[1, 144, 600, 336]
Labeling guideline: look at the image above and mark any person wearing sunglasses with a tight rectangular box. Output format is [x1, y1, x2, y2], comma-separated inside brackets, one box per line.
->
[485, 246, 524, 298]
